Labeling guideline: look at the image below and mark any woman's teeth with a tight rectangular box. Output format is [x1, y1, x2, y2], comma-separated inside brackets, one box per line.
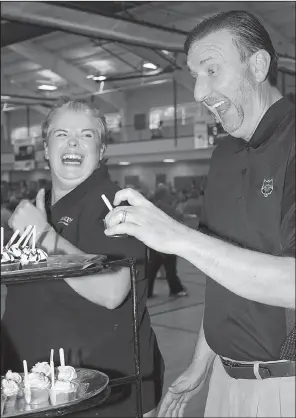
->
[62, 154, 83, 165]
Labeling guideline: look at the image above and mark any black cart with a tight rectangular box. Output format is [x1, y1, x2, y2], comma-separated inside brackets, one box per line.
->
[1, 256, 143, 418]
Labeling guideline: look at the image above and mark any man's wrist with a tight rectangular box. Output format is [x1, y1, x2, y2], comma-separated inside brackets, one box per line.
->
[176, 224, 200, 259]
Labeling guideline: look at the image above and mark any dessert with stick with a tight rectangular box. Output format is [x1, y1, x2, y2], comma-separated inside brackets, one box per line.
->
[57, 348, 77, 382]
[1, 378, 20, 408]
[50, 348, 78, 405]
[1, 227, 20, 272]
[1, 225, 48, 272]
[24, 360, 50, 405]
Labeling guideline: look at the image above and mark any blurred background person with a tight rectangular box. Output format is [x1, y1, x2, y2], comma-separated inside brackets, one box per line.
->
[147, 185, 187, 298]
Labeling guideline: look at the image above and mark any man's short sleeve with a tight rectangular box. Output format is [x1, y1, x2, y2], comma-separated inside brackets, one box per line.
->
[279, 146, 295, 258]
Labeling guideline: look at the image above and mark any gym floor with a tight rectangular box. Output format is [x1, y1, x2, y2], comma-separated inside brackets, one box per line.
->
[147, 257, 208, 417]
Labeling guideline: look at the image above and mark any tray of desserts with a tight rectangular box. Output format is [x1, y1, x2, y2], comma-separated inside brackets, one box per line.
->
[1, 349, 109, 417]
[1, 226, 107, 283]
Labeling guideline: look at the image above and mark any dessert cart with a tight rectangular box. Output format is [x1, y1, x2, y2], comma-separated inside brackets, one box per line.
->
[1, 255, 143, 418]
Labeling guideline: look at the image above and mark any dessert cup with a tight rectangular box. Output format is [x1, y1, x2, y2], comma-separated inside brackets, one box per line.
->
[29, 387, 49, 405]
[50, 382, 78, 406]
[4, 393, 17, 409]
[1, 393, 7, 414]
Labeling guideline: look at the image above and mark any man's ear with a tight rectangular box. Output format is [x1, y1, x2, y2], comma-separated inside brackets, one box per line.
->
[44, 141, 49, 160]
[249, 49, 271, 83]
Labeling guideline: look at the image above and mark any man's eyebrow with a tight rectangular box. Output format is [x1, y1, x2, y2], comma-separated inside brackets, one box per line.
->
[200, 57, 213, 65]
[81, 128, 95, 132]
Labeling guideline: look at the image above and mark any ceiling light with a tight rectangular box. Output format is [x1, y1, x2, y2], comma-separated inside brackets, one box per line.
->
[38, 85, 57, 91]
[161, 50, 170, 55]
[163, 159, 176, 163]
[93, 75, 106, 81]
[86, 74, 94, 79]
[1, 95, 11, 100]
[118, 161, 130, 166]
[143, 62, 158, 70]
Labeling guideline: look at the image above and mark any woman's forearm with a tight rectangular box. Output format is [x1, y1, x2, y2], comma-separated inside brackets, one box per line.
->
[40, 227, 131, 309]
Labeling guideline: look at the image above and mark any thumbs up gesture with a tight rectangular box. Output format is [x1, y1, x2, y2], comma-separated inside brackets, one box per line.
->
[8, 189, 50, 238]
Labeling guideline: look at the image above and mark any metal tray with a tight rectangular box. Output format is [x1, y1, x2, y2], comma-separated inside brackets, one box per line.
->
[2, 368, 109, 417]
[0, 255, 108, 284]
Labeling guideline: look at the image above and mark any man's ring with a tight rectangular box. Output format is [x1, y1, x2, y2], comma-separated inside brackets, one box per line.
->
[120, 210, 127, 224]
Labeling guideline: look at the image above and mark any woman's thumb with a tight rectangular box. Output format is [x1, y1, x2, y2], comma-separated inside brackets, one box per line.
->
[36, 189, 46, 213]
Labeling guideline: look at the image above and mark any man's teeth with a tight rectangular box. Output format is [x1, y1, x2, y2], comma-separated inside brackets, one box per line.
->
[212, 101, 225, 109]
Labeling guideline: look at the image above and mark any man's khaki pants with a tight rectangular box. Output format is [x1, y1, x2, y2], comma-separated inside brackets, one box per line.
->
[205, 356, 295, 417]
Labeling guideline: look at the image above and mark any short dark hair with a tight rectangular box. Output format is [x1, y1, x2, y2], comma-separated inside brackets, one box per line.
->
[41, 97, 109, 145]
[184, 10, 278, 86]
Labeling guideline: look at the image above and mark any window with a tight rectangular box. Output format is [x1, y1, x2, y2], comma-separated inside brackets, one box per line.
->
[105, 113, 121, 132]
[149, 102, 206, 129]
[11, 124, 41, 144]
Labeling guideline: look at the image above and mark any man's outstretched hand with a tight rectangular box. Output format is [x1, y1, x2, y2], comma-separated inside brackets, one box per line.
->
[104, 188, 188, 255]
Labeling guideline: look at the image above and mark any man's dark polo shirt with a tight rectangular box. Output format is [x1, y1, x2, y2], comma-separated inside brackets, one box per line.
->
[202, 96, 295, 361]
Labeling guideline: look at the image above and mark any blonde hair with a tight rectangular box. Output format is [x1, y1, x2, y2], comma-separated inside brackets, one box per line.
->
[41, 97, 109, 145]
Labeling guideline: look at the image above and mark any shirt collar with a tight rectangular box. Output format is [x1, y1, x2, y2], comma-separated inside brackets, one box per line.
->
[234, 96, 294, 152]
[47, 164, 110, 209]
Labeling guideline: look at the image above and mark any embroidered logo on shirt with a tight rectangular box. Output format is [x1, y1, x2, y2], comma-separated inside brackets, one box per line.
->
[58, 216, 73, 226]
[261, 178, 274, 197]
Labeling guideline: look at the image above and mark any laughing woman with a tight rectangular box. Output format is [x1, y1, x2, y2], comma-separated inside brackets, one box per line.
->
[2, 99, 164, 417]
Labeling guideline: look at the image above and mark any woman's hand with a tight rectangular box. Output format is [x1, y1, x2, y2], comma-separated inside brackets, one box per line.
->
[104, 188, 188, 255]
[8, 189, 49, 238]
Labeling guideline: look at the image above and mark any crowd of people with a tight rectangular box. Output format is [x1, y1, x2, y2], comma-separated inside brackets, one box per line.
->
[1, 178, 204, 243]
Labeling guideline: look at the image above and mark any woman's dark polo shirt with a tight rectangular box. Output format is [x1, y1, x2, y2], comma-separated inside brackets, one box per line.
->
[2, 165, 164, 413]
[202, 96, 295, 361]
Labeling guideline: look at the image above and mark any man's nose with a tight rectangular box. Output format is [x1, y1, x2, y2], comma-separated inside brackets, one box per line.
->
[194, 77, 211, 102]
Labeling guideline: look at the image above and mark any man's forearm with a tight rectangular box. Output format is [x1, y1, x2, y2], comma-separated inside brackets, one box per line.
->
[40, 227, 130, 309]
[178, 227, 295, 309]
[190, 319, 216, 371]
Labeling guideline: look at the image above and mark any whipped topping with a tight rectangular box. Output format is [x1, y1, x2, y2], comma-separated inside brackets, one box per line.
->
[9, 245, 22, 259]
[28, 372, 50, 389]
[57, 366, 77, 382]
[1, 250, 15, 264]
[52, 381, 76, 393]
[31, 362, 51, 377]
[5, 370, 22, 384]
[36, 248, 48, 262]
[20, 248, 48, 266]
[1, 379, 19, 396]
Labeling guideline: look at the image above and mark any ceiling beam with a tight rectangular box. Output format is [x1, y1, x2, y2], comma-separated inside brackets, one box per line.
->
[1, 76, 50, 115]
[1, 2, 185, 52]
[119, 44, 178, 70]
[1, 20, 54, 47]
[8, 41, 125, 109]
